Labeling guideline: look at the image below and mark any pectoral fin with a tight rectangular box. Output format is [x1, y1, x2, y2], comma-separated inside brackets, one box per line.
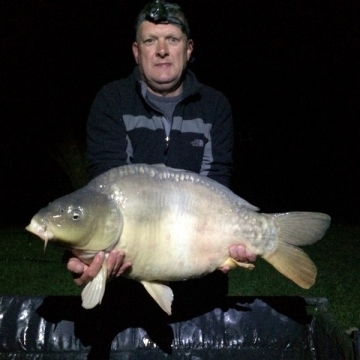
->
[140, 280, 174, 315]
[218, 257, 255, 270]
[81, 263, 107, 309]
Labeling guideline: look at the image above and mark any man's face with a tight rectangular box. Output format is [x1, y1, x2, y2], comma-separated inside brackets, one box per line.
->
[132, 20, 193, 97]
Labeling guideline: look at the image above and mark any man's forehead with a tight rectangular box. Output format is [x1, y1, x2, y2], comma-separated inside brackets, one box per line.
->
[139, 21, 185, 37]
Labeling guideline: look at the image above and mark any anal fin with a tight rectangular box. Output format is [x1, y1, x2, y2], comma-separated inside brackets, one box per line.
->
[141, 280, 174, 315]
[81, 263, 107, 309]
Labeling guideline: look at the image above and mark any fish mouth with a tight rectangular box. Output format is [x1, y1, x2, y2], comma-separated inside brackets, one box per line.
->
[26, 219, 54, 249]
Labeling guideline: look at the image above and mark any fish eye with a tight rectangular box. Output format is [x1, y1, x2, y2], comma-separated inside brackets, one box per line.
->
[71, 209, 82, 221]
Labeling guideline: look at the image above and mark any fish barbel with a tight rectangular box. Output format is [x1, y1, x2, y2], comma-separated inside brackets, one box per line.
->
[26, 164, 330, 315]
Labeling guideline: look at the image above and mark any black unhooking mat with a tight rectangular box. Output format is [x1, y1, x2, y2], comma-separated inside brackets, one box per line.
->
[0, 294, 357, 359]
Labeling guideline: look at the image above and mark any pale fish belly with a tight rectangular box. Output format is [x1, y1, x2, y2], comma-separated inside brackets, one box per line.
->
[112, 178, 243, 281]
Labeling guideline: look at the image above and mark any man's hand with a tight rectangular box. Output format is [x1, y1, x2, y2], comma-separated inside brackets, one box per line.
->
[229, 244, 257, 263]
[219, 244, 257, 273]
[67, 250, 132, 286]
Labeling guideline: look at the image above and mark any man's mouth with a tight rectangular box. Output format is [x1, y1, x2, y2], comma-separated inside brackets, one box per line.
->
[155, 62, 171, 67]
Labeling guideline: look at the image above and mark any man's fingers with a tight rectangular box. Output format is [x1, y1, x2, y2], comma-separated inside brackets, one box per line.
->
[87, 251, 105, 277]
[72, 252, 105, 286]
[67, 250, 131, 288]
[67, 258, 85, 274]
[107, 250, 122, 276]
[245, 249, 257, 262]
[107, 250, 132, 277]
[219, 265, 231, 274]
[229, 245, 257, 263]
[117, 261, 132, 277]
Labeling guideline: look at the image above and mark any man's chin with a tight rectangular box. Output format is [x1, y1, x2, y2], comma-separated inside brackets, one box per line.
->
[148, 80, 182, 96]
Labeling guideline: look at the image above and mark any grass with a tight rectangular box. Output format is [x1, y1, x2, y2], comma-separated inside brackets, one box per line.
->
[0, 229, 79, 296]
[0, 222, 359, 333]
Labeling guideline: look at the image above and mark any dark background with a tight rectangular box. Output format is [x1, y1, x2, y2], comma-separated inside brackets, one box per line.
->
[1, 0, 359, 227]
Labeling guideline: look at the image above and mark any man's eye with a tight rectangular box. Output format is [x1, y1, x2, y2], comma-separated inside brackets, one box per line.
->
[144, 38, 154, 44]
[169, 37, 179, 44]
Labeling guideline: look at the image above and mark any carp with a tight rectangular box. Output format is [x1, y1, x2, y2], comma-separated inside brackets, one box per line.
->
[26, 164, 330, 315]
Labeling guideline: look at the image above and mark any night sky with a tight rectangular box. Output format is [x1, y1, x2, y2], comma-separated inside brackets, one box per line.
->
[1, 0, 359, 227]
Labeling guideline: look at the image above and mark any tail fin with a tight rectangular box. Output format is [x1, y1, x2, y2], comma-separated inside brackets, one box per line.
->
[263, 212, 330, 289]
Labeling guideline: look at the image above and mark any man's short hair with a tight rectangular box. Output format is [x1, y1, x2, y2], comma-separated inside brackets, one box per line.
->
[135, 0, 190, 38]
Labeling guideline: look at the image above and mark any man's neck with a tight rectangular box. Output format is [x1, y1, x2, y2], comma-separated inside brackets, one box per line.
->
[147, 83, 183, 98]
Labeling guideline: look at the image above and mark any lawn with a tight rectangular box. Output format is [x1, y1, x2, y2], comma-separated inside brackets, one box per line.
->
[0, 222, 359, 333]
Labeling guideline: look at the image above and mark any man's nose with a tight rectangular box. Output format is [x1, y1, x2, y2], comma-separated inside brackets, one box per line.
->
[156, 41, 169, 57]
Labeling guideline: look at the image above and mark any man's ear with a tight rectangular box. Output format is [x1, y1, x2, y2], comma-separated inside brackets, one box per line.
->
[186, 39, 194, 61]
[132, 42, 139, 64]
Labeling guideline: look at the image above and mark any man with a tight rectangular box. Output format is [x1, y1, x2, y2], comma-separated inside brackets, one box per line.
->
[68, 0, 256, 296]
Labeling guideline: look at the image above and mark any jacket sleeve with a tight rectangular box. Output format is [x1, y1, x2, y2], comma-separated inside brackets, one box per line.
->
[87, 85, 128, 179]
[200, 92, 234, 188]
